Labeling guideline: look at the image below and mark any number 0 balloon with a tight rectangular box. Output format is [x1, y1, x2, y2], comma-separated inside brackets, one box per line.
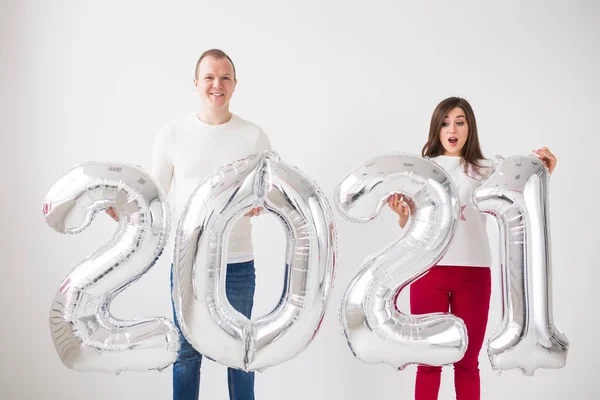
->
[172, 151, 336, 372]
[43, 162, 179, 374]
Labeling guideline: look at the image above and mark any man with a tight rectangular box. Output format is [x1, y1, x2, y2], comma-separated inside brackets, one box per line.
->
[108, 49, 269, 400]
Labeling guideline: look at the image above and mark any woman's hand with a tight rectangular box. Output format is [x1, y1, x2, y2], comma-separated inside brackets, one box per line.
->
[387, 194, 409, 228]
[533, 147, 557, 174]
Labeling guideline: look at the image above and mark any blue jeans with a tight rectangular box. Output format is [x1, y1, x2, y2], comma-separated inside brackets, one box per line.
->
[171, 260, 256, 400]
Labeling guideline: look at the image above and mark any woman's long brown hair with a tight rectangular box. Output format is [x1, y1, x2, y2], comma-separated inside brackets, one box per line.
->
[421, 97, 486, 177]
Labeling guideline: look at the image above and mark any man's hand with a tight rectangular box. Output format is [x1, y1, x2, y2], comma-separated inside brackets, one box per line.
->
[245, 207, 264, 217]
[105, 207, 119, 222]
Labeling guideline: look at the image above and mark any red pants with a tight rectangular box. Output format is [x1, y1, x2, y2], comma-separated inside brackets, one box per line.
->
[410, 266, 491, 400]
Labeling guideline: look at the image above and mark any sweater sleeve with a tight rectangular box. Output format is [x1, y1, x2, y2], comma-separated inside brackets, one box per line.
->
[151, 124, 174, 195]
[481, 158, 496, 179]
[254, 127, 272, 152]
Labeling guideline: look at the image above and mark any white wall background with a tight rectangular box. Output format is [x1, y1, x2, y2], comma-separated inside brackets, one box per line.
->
[2, 0, 599, 398]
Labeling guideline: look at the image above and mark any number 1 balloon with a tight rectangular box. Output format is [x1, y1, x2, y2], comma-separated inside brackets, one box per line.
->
[473, 155, 569, 375]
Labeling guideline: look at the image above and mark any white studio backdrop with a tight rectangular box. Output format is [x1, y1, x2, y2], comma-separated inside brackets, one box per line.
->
[1, 0, 599, 399]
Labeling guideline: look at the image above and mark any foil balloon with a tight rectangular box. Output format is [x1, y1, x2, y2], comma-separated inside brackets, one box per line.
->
[335, 153, 467, 370]
[43, 162, 179, 374]
[473, 155, 569, 375]
[172, 150, 336, 372]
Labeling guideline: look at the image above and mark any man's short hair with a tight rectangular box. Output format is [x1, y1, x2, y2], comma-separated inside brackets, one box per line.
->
[195, 49, 236, 80]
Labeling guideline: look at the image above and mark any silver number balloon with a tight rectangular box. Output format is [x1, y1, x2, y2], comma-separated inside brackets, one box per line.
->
[473, 155, 569, 375]
[336, 153, 467, 370]
[172, 151, 336, 372]
[43, 162, 179, 374]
